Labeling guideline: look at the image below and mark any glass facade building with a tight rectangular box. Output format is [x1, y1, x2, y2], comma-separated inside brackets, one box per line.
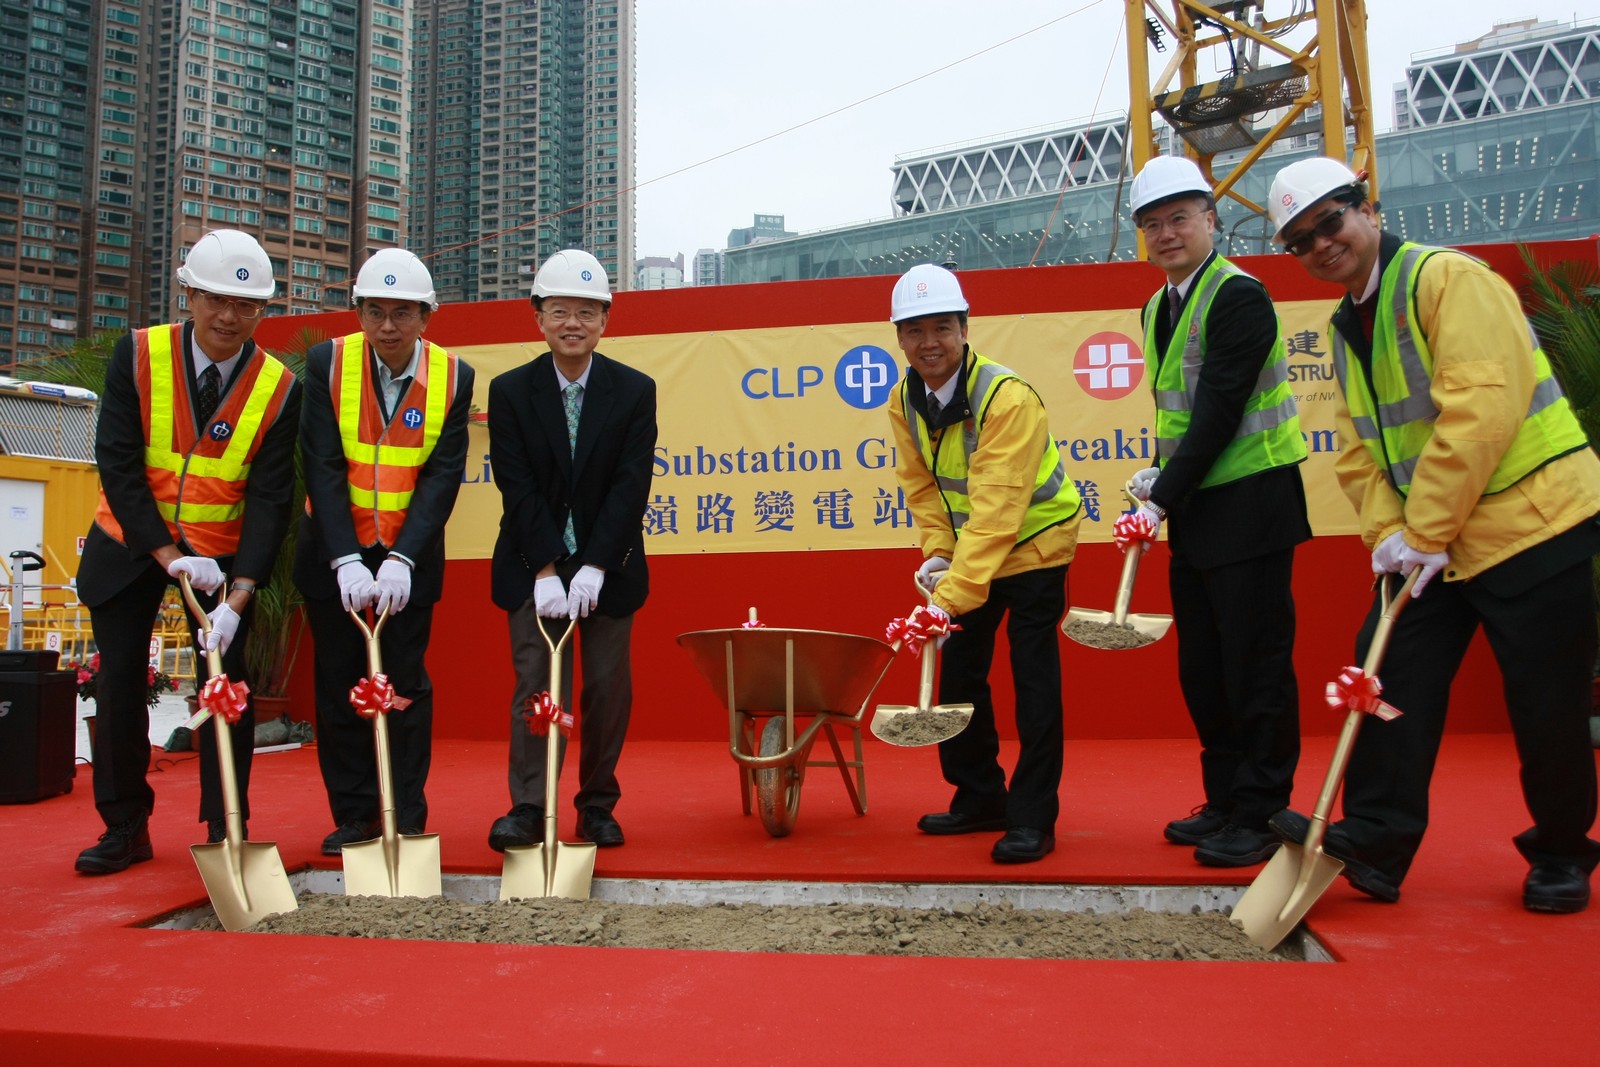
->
[726, 18, 1600, 285]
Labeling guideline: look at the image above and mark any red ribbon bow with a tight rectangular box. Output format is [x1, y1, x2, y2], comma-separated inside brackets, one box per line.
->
[349, 674, 396, 718]
[524, 691, 574, 737]
[885, 605, 959, 655]
[1324, 666, 1402, 721]
[1112, 511, 1157, 551]
[199, 673, 251, 725]
[740, 618, 767, 629]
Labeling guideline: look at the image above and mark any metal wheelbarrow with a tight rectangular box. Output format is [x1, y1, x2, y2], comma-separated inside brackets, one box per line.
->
[677, 615, 895, 837]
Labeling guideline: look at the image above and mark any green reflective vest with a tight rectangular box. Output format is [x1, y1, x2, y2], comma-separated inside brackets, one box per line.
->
[1142, 254, 1306, 489]
[901, 350, 1080, 542]
[1331, 243, 1587, 496]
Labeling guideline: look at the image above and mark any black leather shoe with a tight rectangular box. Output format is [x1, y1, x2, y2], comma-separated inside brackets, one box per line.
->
[1164, 804, 1225, 845]
[991, 827, 1055, 864]
[579, 807, 624, 847]
[1193, 823, 1279, 867]
[321, 820, 378, 856]
[1268, 809, 1400, 903]
[75, 820, 153, 875]
[917, 811, 1009, 836]
[205, 819, 247, 844]
[488, 805, 543, 852]
[1524, 862, 1591, 914]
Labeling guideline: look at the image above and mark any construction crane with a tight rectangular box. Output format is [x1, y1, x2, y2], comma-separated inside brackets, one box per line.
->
[1126, 0, 1377, 219]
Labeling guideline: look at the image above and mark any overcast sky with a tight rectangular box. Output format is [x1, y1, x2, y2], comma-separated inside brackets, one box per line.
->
[633, 1, 1590, 264]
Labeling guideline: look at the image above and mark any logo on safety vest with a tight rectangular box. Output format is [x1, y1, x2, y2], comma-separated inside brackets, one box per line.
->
[208, 421, 232, 441]
[402, 407, 424, 429]
[1072, 331, 1144, 401]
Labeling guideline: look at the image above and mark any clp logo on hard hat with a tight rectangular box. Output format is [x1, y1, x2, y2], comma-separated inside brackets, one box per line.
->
[580, 270, 593, 281]
[236, 268, 250, 281]
[1072, 331, 1145, 401]
[384, 274, 397, 286]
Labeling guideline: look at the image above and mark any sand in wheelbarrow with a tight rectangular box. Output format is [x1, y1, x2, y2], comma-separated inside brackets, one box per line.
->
[1062, 618, 1158, 649]
[195, 893, 1301, 961]
[875, 708, 970, 746]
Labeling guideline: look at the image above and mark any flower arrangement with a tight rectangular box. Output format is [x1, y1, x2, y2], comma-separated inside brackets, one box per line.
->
[66, 653, 180, 708]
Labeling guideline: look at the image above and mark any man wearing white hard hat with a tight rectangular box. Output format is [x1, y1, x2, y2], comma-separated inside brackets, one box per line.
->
[1124, 156, 1311, 868]
[295, 248, 475, 855]
[887, 263, 1081, 864]
[74, 229, 301, 873]
[485, 249, 656, 852]
[1267, 156, 1600, 912]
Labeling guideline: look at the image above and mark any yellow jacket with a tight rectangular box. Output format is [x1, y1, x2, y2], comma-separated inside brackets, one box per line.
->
[1332, 239, 1600, 581]
[890, 353, 1080, 616]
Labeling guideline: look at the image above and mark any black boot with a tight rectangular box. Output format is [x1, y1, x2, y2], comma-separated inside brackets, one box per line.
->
[75, 819, 153, 875]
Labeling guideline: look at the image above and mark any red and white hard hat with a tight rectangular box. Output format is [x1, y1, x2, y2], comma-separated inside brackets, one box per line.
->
[1268, 158, 1367, 239]
[890, 264, 969, 323]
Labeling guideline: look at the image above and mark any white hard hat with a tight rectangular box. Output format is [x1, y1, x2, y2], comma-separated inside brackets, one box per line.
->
[175, 229, 275, 300]
[890, 264, 969, 324]
[1129, 156, 1212, 219]
[354, 248, 438, 310]
[1268, 157, 1367, 239]
[532, 249, 611, 305]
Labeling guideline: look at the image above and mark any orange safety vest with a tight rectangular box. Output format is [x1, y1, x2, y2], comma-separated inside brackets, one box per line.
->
[328, 333, 458, 548]
[93, 323, 294, 557]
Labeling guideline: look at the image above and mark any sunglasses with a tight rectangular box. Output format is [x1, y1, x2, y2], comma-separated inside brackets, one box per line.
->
[1283, 205, 1353, 257]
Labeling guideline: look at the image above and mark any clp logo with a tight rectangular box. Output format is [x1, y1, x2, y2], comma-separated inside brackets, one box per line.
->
[208, 421, 233, 441]
[235, 267, 250, 281]
[1073, 331, 1144, 401]
[834, 346, 899, 410]
[402, 407, 424, 429]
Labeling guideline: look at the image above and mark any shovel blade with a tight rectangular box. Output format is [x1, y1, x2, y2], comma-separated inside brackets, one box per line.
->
[341, 833, 443, 899]
[1230, 843, 1345, 950]
[190, 841, 299, 932]
[499, 841, 598, 900]
[1062, 606, 1173, 648]
[870, 702, 974, 747]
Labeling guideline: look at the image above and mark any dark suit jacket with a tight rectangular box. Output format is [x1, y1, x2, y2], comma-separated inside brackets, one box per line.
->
[293, 337, 475, 605]
[487, 349, 656, 615]
[78, 323, 302, 608]
[1142, 253, 1311, 570]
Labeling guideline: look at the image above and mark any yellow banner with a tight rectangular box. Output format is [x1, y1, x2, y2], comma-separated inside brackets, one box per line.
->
[446, 300, 1354, 559]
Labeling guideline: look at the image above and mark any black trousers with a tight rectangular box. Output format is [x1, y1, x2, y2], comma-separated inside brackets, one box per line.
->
[935, 564, 1067, 832]
[1170, 546, 1301, 827]
[1339, 558, 1600, 884]
[88, 564, 256, 826]
[305, 595, 435, 831]
[506, 602, 634, 815]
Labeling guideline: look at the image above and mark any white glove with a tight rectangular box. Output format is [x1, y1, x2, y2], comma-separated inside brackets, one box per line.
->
[567, 564, 605, 619]
[923, 601, 952, 650]
[535, 575, 568, 618]
[1128, 466, 1160, 503]
[374, 558, 412, 615]
[203, 602, 240, 655]
[167, 555, 224, 594]
[337, 561, 375, 613]
[916, 556, 950, 594]
[1371, 530, 1408, 575]
[1397, 544, 1450, 598]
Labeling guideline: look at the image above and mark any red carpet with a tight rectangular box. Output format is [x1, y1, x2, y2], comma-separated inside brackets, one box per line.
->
[1, 734, 1597, 1065]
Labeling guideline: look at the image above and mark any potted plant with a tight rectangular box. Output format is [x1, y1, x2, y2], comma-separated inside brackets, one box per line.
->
[1519, 245, 1600, 745]
[66, 652, 180, 747]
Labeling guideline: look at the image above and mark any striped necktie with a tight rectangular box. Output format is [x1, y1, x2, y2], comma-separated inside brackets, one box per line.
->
[562, 382, 583, 553]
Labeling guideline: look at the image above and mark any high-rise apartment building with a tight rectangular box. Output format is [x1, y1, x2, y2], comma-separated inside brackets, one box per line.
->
[413, 0, 635, 302]
[692, 247, 723, 287]
[0, 0, 634, 370]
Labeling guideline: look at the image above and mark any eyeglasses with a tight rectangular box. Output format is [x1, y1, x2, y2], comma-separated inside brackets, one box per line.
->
[540, 306, 603, 325]
[1138, 210, 1204, 237]
[359, 304, 421, 327]
[191, 291, 267, 320]
[1283, 205, 1353, 257]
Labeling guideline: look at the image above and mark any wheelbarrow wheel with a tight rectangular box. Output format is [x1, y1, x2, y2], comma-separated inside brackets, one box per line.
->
[754, 717, 804, 837]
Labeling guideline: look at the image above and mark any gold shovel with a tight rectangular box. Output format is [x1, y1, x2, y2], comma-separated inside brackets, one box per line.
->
[500, 616, 597, 900]
[340, 607, 442, 899]
[1232, 567, 1420, 950]
[1062, 484, 1172, 650]
[870, 578, 973, 747]
[179, 574, 298, 932]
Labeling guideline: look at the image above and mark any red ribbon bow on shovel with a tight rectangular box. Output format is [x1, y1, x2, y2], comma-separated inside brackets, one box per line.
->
[1325, 665, 1402, 721]
[523, 691, 574, 737]
[740, 617, 767, 629]
[349, 674, 397, 718]
[1112, 511, 1158, 551]
[183, 673, 250, 728]
[884, 605, 960, 656]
